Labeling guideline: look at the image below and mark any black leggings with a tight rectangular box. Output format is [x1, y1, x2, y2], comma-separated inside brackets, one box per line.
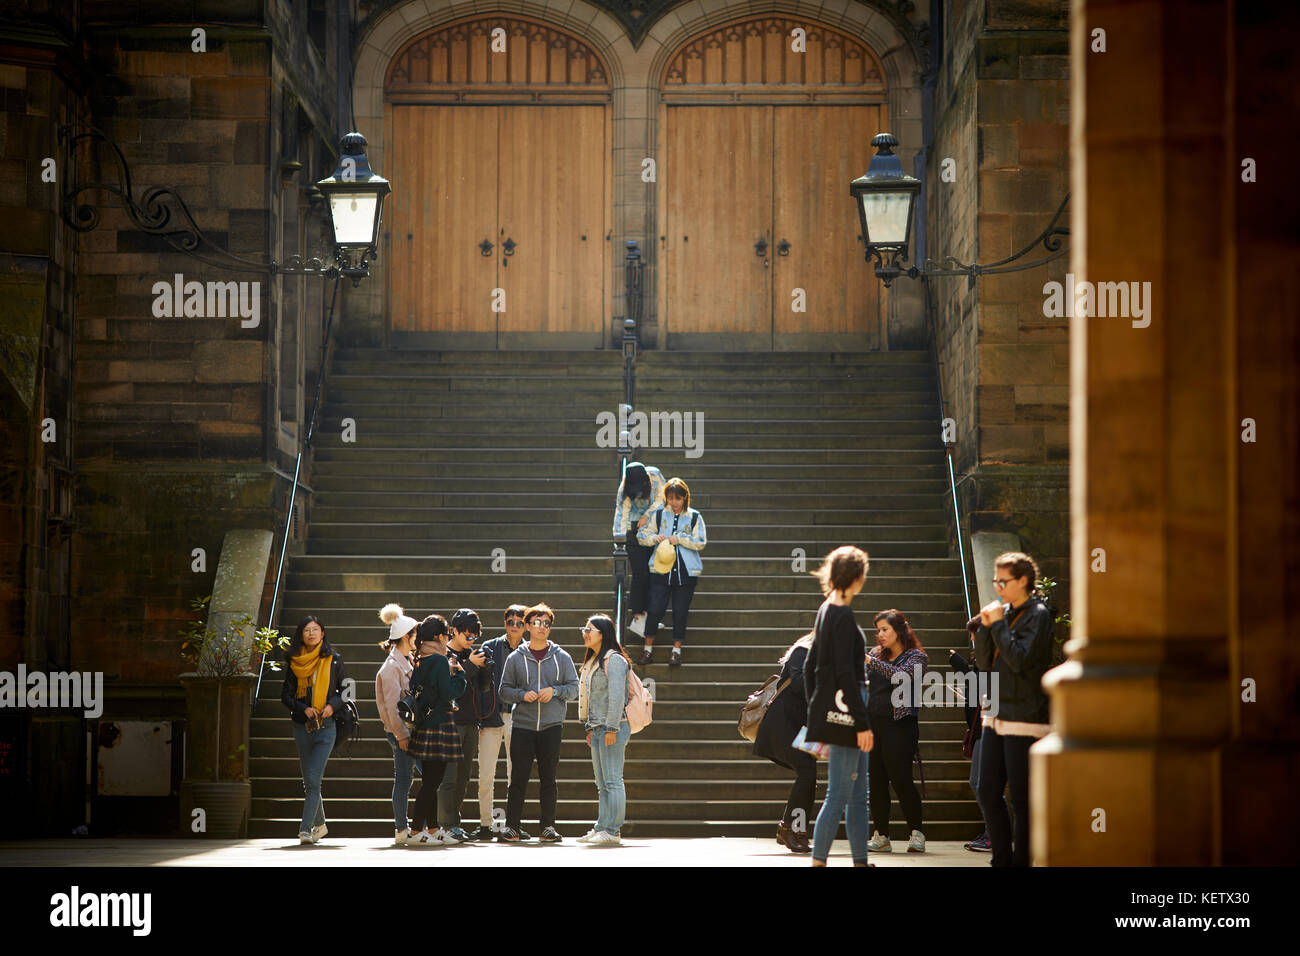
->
[410, 758, 448, 831]
[625, 529, 653, 615]
[782, 750, 818, 832]
[868, 713, 923, 833]
[976, 725, 1033, 866]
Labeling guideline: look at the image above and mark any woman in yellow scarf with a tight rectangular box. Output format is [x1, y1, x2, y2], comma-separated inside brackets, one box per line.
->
[280, 615, 347, 844]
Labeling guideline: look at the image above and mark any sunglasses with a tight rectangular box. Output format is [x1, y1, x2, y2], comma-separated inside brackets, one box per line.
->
[528, 619, 552, 629]
[505, 618, 524, 627]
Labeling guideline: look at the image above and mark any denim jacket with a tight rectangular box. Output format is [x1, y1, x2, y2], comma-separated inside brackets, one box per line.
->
[582, 650, 630, 733]
[636, 505, 707, 577]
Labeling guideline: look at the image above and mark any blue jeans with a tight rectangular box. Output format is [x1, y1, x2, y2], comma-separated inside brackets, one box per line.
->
[387, 732, 417, 831]
[292, 720, 336, 833]
[811, 743, 870, 864]
[589, 719, 631, 834]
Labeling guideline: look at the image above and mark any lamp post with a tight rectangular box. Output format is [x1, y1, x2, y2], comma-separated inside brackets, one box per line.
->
[313, 132, 391, 286]
[851, 131, 1069, 288]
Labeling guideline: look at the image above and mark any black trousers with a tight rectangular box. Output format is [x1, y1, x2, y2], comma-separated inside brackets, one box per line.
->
[645, 571, 698, 644]
[868, 713, 923, 833]
[505, 724, 563, 830]
[976, 725, 1033, 866]
[781, 750, 818, 832]
[410, 758, 448, 832]
[625, 529, 653, 615]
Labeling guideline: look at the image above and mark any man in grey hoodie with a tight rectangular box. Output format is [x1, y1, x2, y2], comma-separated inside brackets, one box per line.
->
[497, 603, 579, 843]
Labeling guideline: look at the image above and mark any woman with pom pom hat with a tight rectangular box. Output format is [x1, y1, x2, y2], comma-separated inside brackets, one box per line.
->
[376, 603, 420, 845]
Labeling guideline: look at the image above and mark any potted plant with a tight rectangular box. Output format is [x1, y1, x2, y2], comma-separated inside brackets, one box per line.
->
[177, 595, 284, 838]
[1037, 577, 1073, 666]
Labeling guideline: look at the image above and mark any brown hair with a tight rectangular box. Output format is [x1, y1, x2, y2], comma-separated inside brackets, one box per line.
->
[523, 602, 555, 624]
[779, 631, 816, 666]
[994, 551, 1040, 592]
[663, 477, 690, 509]
[872, 609, 924, 660]
[812, 545, 869, 596]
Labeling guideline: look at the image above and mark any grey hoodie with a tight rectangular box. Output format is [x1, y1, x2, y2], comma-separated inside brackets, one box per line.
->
[499, 640, 579, 732]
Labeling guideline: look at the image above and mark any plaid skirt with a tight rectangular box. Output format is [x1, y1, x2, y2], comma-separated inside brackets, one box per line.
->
[408, 721, 463, 762]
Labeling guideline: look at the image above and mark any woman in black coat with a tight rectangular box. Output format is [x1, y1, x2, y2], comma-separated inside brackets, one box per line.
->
[753, 631, 816, 853]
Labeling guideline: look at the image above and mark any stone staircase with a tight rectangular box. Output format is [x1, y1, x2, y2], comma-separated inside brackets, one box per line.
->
[248, 348, 980, 840]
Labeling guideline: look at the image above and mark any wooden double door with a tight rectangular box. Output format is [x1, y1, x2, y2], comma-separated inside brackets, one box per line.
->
[662, 104, 886, 349]
[389, 104, 607, 347]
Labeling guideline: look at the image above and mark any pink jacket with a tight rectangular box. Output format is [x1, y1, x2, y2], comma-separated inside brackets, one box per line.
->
[375, 647, 414, 741]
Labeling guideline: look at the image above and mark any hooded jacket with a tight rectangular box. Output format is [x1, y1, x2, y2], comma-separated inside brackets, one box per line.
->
[498, 640, 580, 732]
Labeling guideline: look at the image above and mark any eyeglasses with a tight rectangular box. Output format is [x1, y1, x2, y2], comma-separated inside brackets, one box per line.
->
[505, 618, 524, 627]
[580, 625, 597, 634]
[993, 578, 1014, 589]
[528, 619, 552, 629]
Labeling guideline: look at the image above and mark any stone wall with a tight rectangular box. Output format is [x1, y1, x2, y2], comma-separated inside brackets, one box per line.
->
[926, 0, 1070, 609]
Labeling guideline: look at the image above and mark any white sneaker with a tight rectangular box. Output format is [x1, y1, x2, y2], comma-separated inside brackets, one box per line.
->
[577, 829, 598, 844]
[627, 613, 646, 637]
[309, 824, 327, 844]
[410, 828, 439, 846]
[394, 828, 413, 846]
[867, 830, 892, 852]
[431, 827, 461, 845]
[907, 829, 926, 853]
[298, 831, 312, 844]
[590, 830, 621, 845]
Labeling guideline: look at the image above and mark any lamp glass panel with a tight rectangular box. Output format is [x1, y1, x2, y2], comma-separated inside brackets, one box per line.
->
[860, 191, 912, 245]
[329, 192, 379, 245]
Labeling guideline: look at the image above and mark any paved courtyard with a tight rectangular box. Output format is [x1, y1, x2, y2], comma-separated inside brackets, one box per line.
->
[0, 837, 987, 867]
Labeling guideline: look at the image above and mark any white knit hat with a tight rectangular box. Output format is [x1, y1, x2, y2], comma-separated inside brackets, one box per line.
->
[380, 603, 419, 642]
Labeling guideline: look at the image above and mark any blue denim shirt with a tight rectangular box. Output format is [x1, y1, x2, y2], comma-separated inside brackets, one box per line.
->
[582, 650, 630, 732]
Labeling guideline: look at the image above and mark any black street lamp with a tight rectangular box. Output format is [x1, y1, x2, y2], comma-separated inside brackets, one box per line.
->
[851, 131, 1069, 288]
[60, 127, 391, 285]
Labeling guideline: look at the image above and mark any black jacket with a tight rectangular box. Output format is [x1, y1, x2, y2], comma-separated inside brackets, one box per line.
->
[448, 645, 495, 726]
[803, 602, 870, 746]
[948, 649, 982, 741]
[974, 597, 1053, 724]
[280, 652, 347, 724]
[753, 644, 810, 770]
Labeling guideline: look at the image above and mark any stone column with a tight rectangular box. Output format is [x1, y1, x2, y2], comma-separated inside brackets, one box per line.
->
[1035, 0, 1300, 866]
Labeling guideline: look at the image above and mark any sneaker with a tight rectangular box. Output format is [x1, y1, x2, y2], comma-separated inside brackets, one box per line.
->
[298, 831, 312, 844]
[539, 826, 563, 843]
[866, 830, 892, 852]
[518, 829, 533, 841]
[496, 826, 523, 843]
[430, 827, 461, 845]
[410, 828, 439, 846]
[590, 830, 621, 845]
[965, 834, 992, 852]
[576, 829, 598, 844]
[669, 646, 683, 667]
[309, 824, 328, 844]
[907, 829, 926, 853]
[394, 828, 413, 846]
[627, 613, 646, 637]
[445, 826, 469, 843]
[468, 826, 495, 842]
[638, 646, 653, 666]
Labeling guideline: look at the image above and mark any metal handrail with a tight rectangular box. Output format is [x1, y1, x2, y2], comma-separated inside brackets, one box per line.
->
[254, 275, 342, 701]
[613, 243, 642, 644]
[921, 275, 974, 620]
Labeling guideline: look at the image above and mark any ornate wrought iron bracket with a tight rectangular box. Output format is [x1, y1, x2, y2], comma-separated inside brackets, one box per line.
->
[871, 193, 1071, 289]
[57, 124, 349, 280]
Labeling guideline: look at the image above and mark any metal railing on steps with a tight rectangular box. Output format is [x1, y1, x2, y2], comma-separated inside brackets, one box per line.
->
[612, 240, 643, 643]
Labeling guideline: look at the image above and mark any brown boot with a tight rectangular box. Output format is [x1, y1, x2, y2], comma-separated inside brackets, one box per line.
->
[776, 822, 811, 853]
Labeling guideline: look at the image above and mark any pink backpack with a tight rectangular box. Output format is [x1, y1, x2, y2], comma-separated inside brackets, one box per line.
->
[605, 655, 653, 734]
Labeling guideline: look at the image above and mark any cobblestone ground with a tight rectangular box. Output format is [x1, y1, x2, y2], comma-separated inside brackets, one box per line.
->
[0, 838, 988, 867]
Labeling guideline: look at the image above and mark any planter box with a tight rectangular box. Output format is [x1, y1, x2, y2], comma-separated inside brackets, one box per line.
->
[179, 673, 256, 837]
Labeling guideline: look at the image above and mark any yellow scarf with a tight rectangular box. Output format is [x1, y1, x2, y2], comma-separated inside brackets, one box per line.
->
[291, 644, 332, 713]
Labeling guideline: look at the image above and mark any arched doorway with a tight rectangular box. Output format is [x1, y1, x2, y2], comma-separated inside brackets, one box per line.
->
[384, 16, 612, 348]
[657, 17, 890, 350]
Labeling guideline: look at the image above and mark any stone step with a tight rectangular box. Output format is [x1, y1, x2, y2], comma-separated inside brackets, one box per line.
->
[309, 418, 943, 438]
[310, 464, 950, 483]
[245, 819, 982, 840]
[285, 555, 963, 576]
[311, 446, 945, 465]
[283, 572, 964, 593]
[330, 348, 931, 366]
[319, 397, 941, 417]
[303, 537, 953, 558]
[325, 375, 932, 394]
[311, 433, 945, 451]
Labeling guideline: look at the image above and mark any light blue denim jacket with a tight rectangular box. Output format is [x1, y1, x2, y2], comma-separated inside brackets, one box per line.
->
[636, 505, 707, 577]
[582, 650, 630, 732]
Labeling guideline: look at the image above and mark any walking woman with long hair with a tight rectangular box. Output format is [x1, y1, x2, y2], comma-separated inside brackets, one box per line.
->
[280, 615, 347, 844]
[754, 631, 817, 853]
[406, 614, 468, 846]
[577, 614, 633, 846]
[375, 603, 420, 845]
[865, 609, 929, 854]
[803, 546, 874, 867]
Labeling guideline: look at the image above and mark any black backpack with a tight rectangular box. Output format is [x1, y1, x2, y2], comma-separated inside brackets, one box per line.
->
[332, 698, 361, 756]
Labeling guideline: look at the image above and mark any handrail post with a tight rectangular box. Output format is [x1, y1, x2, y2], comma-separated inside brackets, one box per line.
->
[614, 246, 640, 642]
